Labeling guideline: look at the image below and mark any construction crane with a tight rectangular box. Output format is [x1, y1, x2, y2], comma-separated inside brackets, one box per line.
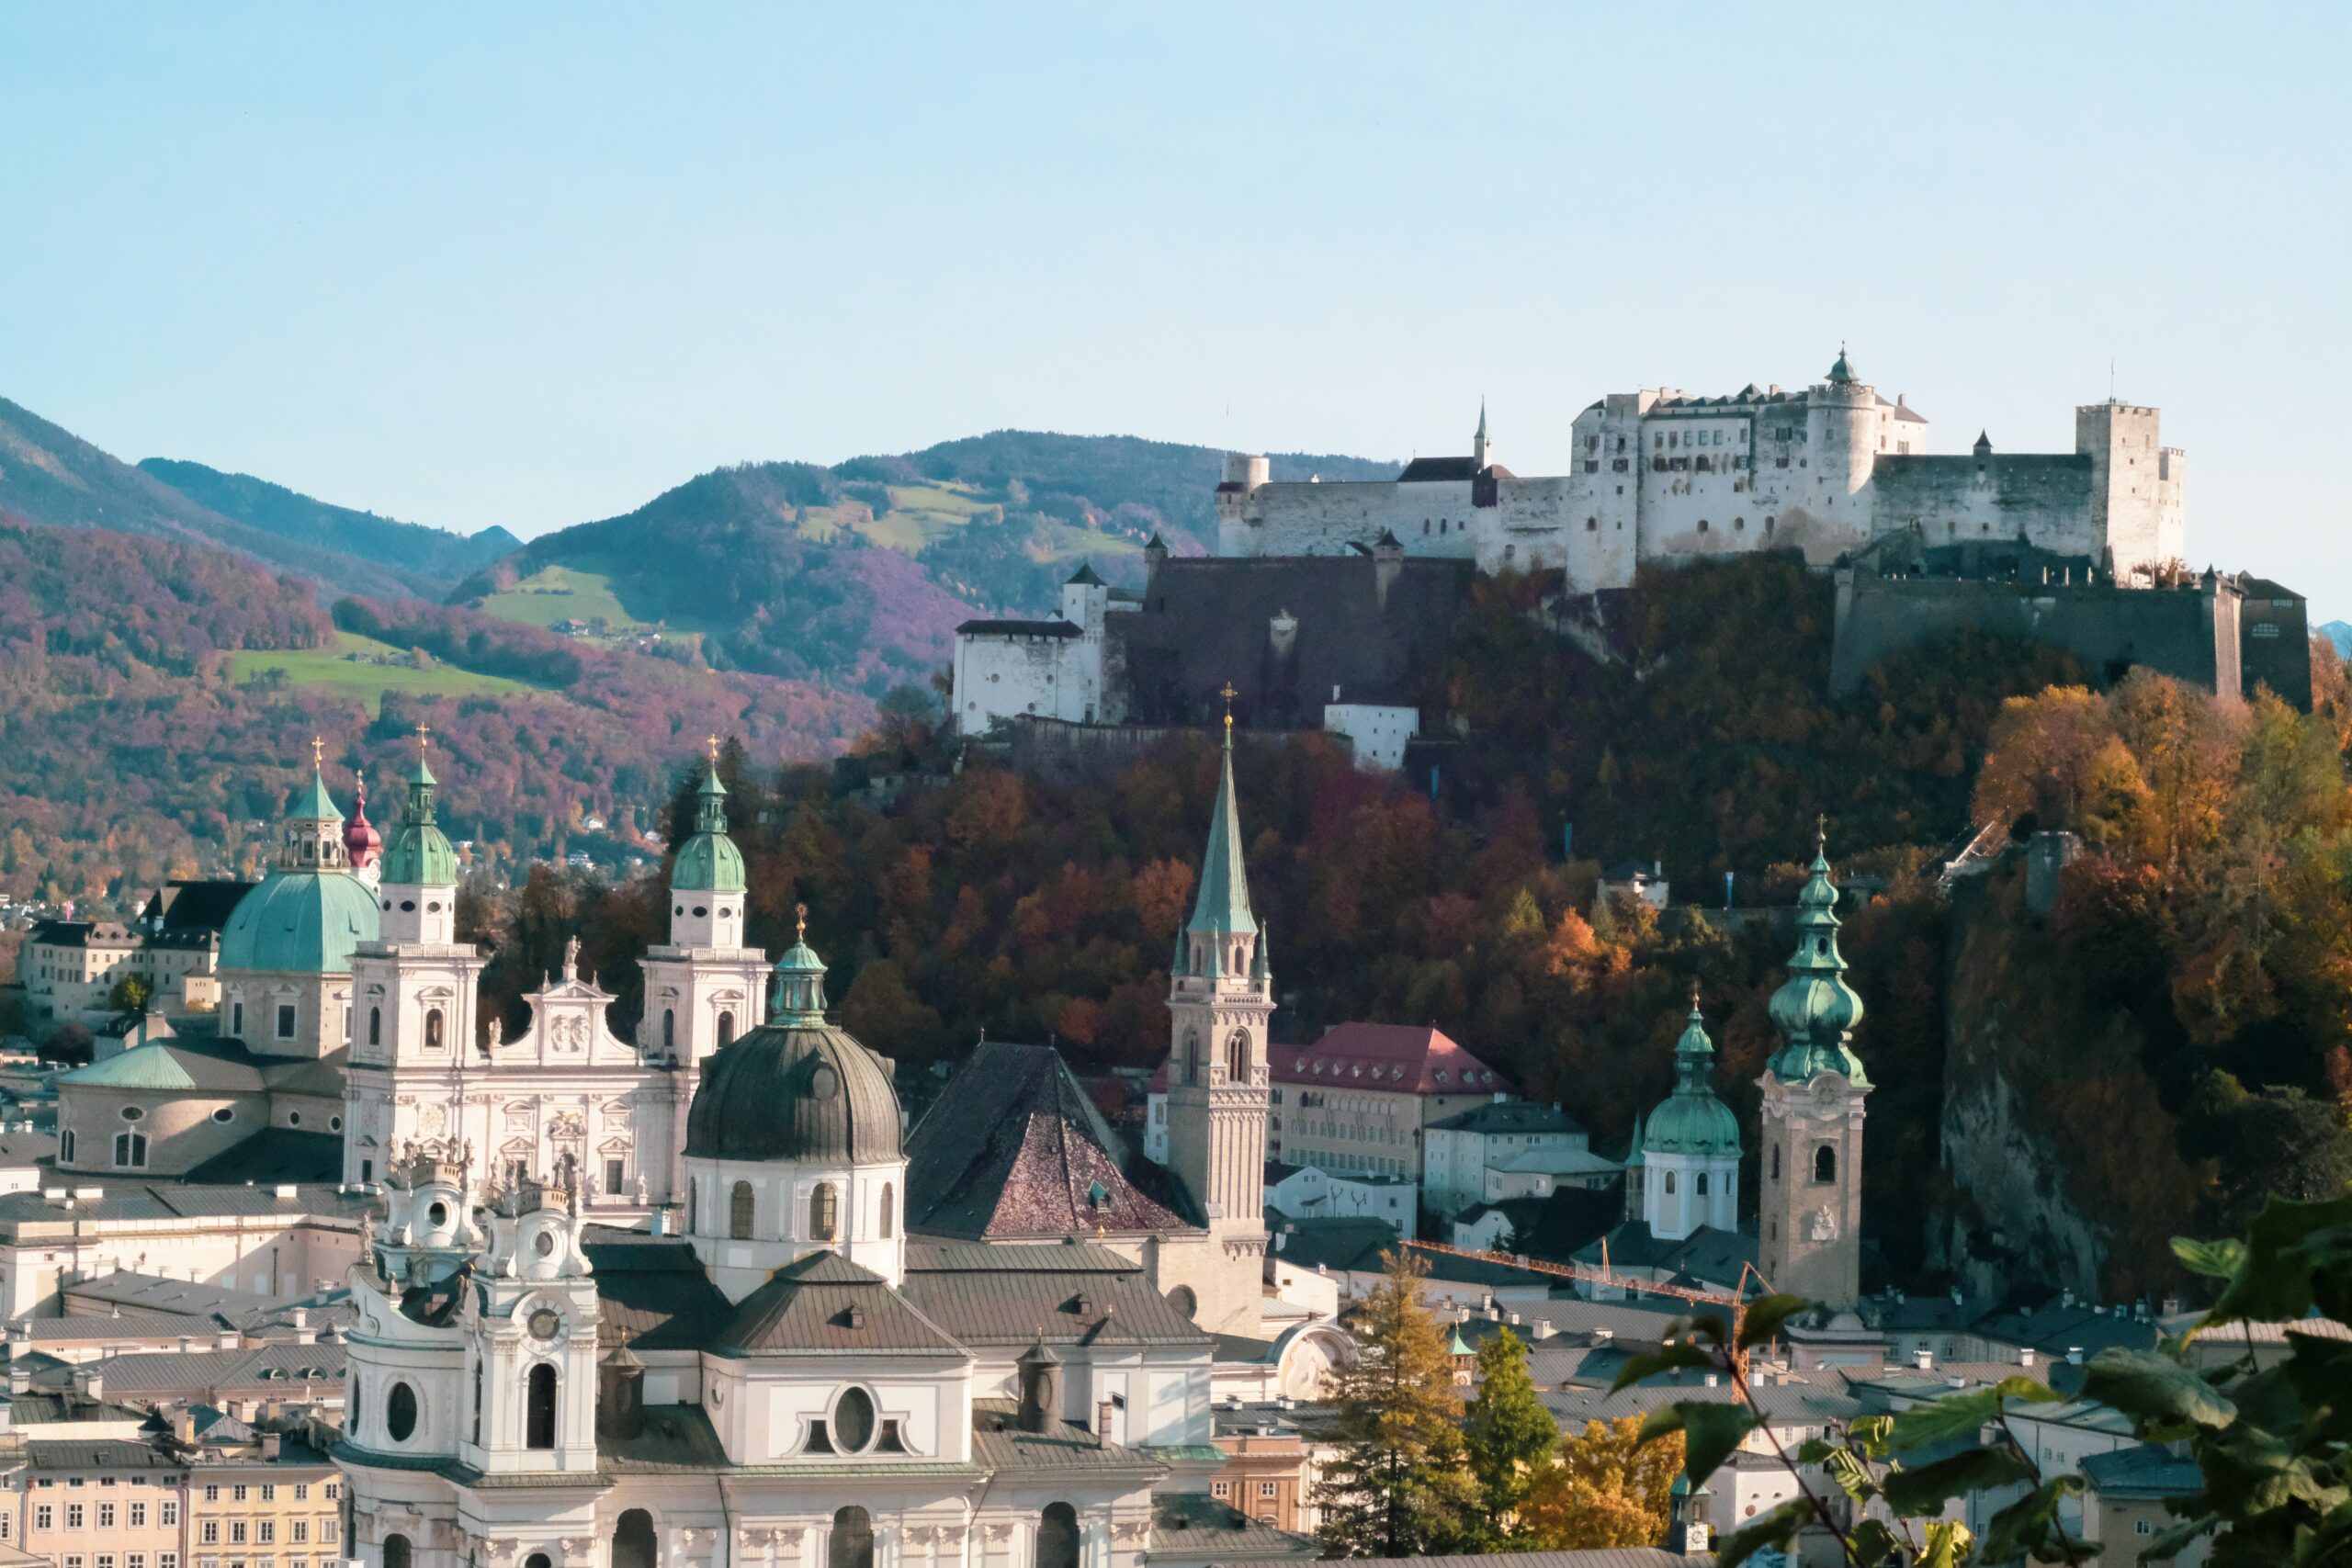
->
[1400, 1237, 1755, 1309]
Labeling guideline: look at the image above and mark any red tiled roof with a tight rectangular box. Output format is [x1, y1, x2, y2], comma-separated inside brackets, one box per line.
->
[1148, 1024, 1510, 1095]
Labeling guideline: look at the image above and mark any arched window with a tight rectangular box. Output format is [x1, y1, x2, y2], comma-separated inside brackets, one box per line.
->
[424, 1008, 445, 1051]
[60, 1129, 74, 1164]
[1226, 1030, 1250, 1082]
[1696, 1171, 1710, 1196]
[384, 1535, 413, 1568]
[1166, 1284, 1197, 1321]
[1184, 1030, 1204, 1084]
[662, 1010, 674, 1052]
[1815, 1145, 1837, 1183]
[386, 1380, 418, 1442]
[526, 1362, 558, 1449]
[830, 1506, 875, 1568]
[1664, 1169, 1678, 1195]
[717, 1010, 736, 1047]
[368, 1006, 381, 1046]
[526, 1557, 552, 1568]
[878, 1182, 894, 1239]
[810, 1181, 840, 1243]
[1770, 1145, 1781, 1180]
[612, 1510, 658, 1568]
[729, 1180, 755, 1240]
[1037, 1504, 1080, 1568]
[472, 1356, 483, 1443]
[114, 1131, 147, 1168]
[687, 1180, 698, 1235]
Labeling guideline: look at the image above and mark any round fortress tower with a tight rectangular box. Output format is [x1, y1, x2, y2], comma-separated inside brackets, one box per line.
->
[1804, 346, 1877, 545]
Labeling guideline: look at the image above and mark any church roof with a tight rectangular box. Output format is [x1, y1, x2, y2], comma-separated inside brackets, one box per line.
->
[685, 937, 900, 1165]
[286, 769, 342, 824]
[899, 1242, 1210, 1348]
[1766, 838, 1870, 1086]
[217, 863, 379, 975]
[380, 761, 458, 887]
[1186, 728, 1258, 939]
[1643, 1000, 1741, 1157]
[716, 1251, 964, 1357]
[580, 1232, 733, 1351]
[1396, 456, 1482, 482]
[671, 761, 745, 894]
[903, 1042, 1191, 1241]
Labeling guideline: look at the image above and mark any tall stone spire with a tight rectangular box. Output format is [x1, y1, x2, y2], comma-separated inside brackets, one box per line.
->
[1161, 694, 1274, 1337]
[1757, 825, 1871, 1308]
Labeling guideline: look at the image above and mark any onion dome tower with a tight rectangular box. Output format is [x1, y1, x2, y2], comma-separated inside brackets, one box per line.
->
[379, 741, 460, 946]
[1638, 989, 1741, 1240]
[669, 752, 748, 949]
[1758, 825, 1872, 1308]
[345, 778, 383, 886]
[682, 909, 905, 1300]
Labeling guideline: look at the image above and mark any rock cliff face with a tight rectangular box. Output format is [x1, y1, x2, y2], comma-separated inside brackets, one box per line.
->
[1931, 869, 2205, 1302]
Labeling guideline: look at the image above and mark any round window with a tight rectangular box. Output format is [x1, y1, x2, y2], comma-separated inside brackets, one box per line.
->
[400, 900, 416, 913]
[211, 1108, 234, 1124]
[533, 1230, 556, 1258]
[386, 1380, 419, 1442]
[427, 1201, 449, 1228]
[692, 906, 707, 918]
[287, 1111, 302, 1127]
[809, 1062, 841, 1101]
[330, 1116, 343, 1133]
[426, 901, 442, 913]
[381, 900, 392, 911]
[119, 1106, 144, 1122]
[833, 1386, 876, 1452]
[673, 905, 684, 916]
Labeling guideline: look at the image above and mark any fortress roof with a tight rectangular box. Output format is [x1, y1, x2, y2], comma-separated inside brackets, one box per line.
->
[956, 617, 1081, 638]
[1396, 455, 1482, 481]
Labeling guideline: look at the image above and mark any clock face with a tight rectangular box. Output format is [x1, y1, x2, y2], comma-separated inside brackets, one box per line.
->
[527, 1307, 562, 1341]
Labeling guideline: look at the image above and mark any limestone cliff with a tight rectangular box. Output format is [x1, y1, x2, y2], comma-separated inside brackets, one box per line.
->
[1931, 867, 2207, 1302]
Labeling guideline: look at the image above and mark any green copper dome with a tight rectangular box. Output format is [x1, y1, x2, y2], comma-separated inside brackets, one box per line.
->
[220, 767, 379, 975]
[672, 761, 746, 894]
[1643, 998, 1742, 1157]
[380, 755, 458, 886]
[219, 863, 380, 975]
[1765, 836, 1870, 1086]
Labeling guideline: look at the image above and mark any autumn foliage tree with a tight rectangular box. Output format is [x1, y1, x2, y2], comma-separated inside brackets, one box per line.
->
[1519, 1416, 1687, 1550]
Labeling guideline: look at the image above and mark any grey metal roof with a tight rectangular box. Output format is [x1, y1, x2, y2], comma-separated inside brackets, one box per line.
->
[1263, 1213, 1400, 1273]
[2081, 1442, 2202, 1498]
[968, 1399, 1164, 1475]
[684, 1023, 900, 1165]
[1429, 1101, 1588, 1135]
[23, 1438, 182, 1472]
[581, 1236, 732, 1351]
[904, 1239, 1140, 1274]
[716, 1251, 965, 1357]
[0, 1182, 369, 1234]
[44, 1342, 345, 1396]
[1149, 1490, 1322, 1561]
[14, 1309, 209, 1341]
[899, 1257, 1208, 1349]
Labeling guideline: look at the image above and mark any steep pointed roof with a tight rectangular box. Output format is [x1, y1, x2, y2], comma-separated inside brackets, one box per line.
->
[1476, 399, 1488, 441]
[1186, 728, 1258, 938]
[1766, 829, 1869, 1086]
[1066, 562, 1105, 587]
[287, 769, 341, 824]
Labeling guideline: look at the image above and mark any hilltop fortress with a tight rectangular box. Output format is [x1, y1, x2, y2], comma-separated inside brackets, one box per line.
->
[1215, 349, 2185, 592]
[955, 351, 2306, 750]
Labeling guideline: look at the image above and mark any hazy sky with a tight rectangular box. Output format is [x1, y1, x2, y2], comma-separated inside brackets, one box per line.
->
[5, 5, 2346, 604]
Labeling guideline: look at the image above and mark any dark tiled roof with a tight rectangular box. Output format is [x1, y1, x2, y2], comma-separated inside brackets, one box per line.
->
[581, 1235, 731, 1352]
[902, 1239, 1140, 1274]
[141, 880, 254, 934]
[185, 1127, 345, 1185]
[956, 618, 1082, 638]
[23, 1438, 182, 1472]
[717, 1251, 964, 1357]
[1455, 1187, 1623, 1263]
[1429, 1101, 1585, 1135]
[905, 1042, 1189, 1241]
[1576, 1220, 1757, 1288]
[2081, 1442, 2203, 1498]
[1396, 456, 1481, 482]
[1266, 1213, 1402, 1274]
[1150, 1490, 1321, 1561]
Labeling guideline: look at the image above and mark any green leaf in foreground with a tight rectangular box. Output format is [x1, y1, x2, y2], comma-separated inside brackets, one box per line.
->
[1735, 1292, 1810, 1351]
[1711, 1496, 1813, 1568]
[1637, 1400, 1758, 1485]
[1608, 1342, 1719, 1393]
[2082, 1348, 2238, 1434]
[1881, 1444, 2034, 1517]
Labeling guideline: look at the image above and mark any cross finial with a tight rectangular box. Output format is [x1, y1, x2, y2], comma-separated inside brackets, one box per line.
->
[415, 722, 431, 752]
[1690, 977, 1701, 1011]
[311, 735, 323, 769]
[707, 733, 720, 762]
[1218, 681, 1237, 734]
[1815, 812, 1827, 852]
[794, 901, 808, 942]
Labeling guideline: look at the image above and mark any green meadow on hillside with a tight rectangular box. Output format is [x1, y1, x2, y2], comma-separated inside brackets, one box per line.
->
[225, 630, 548, 706]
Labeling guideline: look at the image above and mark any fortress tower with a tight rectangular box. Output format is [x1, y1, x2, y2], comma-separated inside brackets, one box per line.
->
[1804, 346, 1878, 541]
[2077, 401, 2186, 583]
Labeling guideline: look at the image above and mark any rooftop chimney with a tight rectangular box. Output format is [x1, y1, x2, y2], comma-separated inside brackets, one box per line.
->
[2067, 1346, 2085, 1366]
[1914, 1348, 1933, 1371]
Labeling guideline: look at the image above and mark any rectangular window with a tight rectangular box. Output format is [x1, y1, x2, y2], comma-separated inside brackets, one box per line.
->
[35, 1506, 51, 1531]
[290, 1522, 308, 1544]
[275, 1004, 296, 1038]
[605, 1157, 625, 1193]
[320, 1520, 337, 1543]
[1260, 1480, 1279, 1497]
[230, 1522, 248, 1545]
[204, 1486, 220, 1503]
[258, 1522, 275, 1544]
[131, 1504, 147, 1528]
[292, 1486, 307, 1502]
[67, 1505, 85, 1529]
[98, 1504, 116, 1528]
[163, 1502, 180, 1526]
[322, 1484, 338, 1501]
[201, 1523, 220, 1546]
[1212, 1480, 1231, 1498]
[259, 1485, 274, 1503]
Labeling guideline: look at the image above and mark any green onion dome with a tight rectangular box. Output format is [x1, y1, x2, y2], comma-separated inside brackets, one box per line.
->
[1765, 835, 1870, 1086]
[1643, 997, 1742, 1157]
[672, 761, 746, 894]
[379, 754, 459, 886]
[219, 767, 378, 974]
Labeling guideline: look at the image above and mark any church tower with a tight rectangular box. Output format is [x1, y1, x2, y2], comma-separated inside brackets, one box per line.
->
[1757, 828, 1871, 1308]
[1473, 398, 1492, 470]
[1161, 709, 1273, 1334]
[642, 747, 770, 1208]
[346, 736, 484, 1186]
[1637, 991, 1742, 1241]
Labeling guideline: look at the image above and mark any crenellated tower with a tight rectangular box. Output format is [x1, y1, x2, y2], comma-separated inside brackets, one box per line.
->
[1160, 702, 1274, 1335]
[1756, 826, 1871, 1308]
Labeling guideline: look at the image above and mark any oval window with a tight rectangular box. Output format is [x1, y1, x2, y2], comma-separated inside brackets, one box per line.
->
[534, 1230, 556, 1258]
[287, 1111, 302, 1127]
[426, 901, 442, 913]
[809, 1063, 841, 1101]
[211, 1108, 234, 1124]
[427, 1201, 449, 1228]
[120, 1106, 144, 1122]
[400, 900, 417, 913]
[833, 1386, 876, 1452]
[692, 906, 707, 919]
[387, 1380, 419, 1442]
[330, 1116, 343, 1133]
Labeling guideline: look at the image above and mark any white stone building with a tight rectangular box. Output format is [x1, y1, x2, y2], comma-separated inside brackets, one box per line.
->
[950, 567, 1124, 736]
[1216, 352, 2186, 591]
[1421, 1100, 1619, 1217]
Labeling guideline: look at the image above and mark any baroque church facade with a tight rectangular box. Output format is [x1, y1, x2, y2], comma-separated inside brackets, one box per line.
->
[330, 728, 1323, 1566]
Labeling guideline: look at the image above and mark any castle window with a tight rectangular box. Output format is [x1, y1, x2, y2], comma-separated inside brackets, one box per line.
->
[1587, 517, 1598, 531]
[1697, 520, 1710, 534]
[810, 1181, 840, 1243]
[1664, 1170, 1677, 1194]
[1765, 516, 1777, 534]
[729, 1180, 755, 1239]
[1771, 1145, 1781, 1179]
[1422, 519, 1430, 535]
[1814, 1145, 1837, 1183]
[526, 1363, 558, 1450]
[424, 1009, 445, 1051]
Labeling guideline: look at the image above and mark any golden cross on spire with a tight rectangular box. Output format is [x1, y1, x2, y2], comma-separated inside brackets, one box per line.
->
[1815, 812, 1827, 852]
[1690, 977, 1702, 1010]
[311, 735, 323, 769]
[415, 722, 432, 751]
[1218, 681, 1237, 733]
[794, 901, 808, 942]
[707, 733, 720, 762]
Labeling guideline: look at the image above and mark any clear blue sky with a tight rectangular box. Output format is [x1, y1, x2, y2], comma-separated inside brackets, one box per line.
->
[4, 5, 2346, 604]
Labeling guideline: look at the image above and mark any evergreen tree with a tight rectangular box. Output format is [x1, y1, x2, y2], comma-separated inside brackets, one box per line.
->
[1462, 1325, 1558, 1539]
[1312, 1250, 1481, 1556]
